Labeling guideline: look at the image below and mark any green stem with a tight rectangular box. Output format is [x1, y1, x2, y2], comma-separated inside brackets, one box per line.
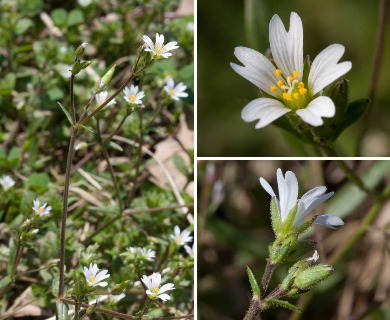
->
[334, 160, 372, 194]
[243, 298, 265, 320]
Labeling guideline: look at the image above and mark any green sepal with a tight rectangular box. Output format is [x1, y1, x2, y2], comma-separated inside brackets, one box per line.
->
[73, 280, 86, 300]
[281, 203, 298, 234]
[94, 64, 116, 94]
[285, 240, 317, 262]
[294, 264, 334, 290]
[265, 299, 301, 312]
[293, 216, 317, 237]
[269, 235, 294, 265]
[246, 266, 261, 298]
[79, 60, 91, 70]
[270, 198, 282, 236]
[301, 55, 311, 86]
[110, 280, 130, 295]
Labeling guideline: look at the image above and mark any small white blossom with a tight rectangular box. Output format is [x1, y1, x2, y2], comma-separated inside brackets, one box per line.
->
[77, 0, 93, 7]
[231, 12, 352, 128]
[95, 91, 117, 107]
[31, 229, 39, 235]
[259, 168, 344, 229]
[142, 33, 179, 59]
[141, 272, 175, 301]
[170, 225, 193, 246]
[164, 78, 188, 101]
[184, 245, 194, 258]
[128, 246, 156, 261]
[0, 175, 15, 191]
[32, 199, 52, 217]
[123, 85, 145, 105]
[83, 263, 110, 287]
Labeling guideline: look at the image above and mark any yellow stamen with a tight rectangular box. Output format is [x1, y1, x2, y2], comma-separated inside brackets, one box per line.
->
[274, 69, 282, 76]
[293, 71, 300, 79]
[283, 93, 292, 101]
[270, 86, 277, 92]
[299, 88, 307, 95]
[298, 82, 305, 89]
[38, 207, 43, 213]
[129, 95, 136, 102]
[151, 285, 160, 293]
[169, 89, 176, 96]
[287, 76, 293, 83]
[89, 276, 96, 283]
[277, 80, 284, 87]
[293, 93, 300, 100]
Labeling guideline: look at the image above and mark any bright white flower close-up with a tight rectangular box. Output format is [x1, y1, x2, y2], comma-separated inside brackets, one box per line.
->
[32, 199, 52, 217]
[184, 245, 194, 258]
[170, 225, 193, 246]
[164, 78, 188, 101]
[0, 175, 15, 191]
[142, 33, 179, 59]
[259, 168, 344, 229]
[231, 12, 352, 128]
[141, 272, 175, 301]
[83, 263, 110, 287]
[95, 91, 117, 107]
[128, 246, 156, 261]
[123, 85, 145, 105]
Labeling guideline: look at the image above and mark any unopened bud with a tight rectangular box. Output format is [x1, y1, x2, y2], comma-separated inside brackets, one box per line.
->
[75, 142, 88, 151]
[75, 42, 88, 61]
[94, 64, 116, 94]
[293, 264, 334, 291]
[110, 280, 130, 295]
[79, 60, 91, 70]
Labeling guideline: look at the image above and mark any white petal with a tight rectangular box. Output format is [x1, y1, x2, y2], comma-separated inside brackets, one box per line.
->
[142, 35, 154, 48]
[173, 225, 180, 236]
[231, 47, 278, 95]
[308, 44, 352, 95]
[158, 293, 171, 301]
[97, 281, 108, 287]
[241, 98, 290, 129]
[259, 177, 276, 197]
[277, 169, 298, 221]
[314, 214, 344, 229]
[269, 12, 303, 77]
[159, 283, 175, 294]
[141, 275, 151, 288]
[296, 96, 335, 126]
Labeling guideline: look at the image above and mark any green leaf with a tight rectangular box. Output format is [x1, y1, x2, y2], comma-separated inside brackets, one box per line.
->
[244, 0, 269, 52]
[246, 266, 261, 298]
[0, 276, 12, 289]
[265, 299, 301, 312]
[0, 73, 16, 95]
[57, 102, 73, 125]
[172, 155, 188, 176]
[51, 9, 68, 27]
[25, 172, 50, 193]
[107, 141, 123, 152]
[67, 9, 84, 26]
[56, 300, 69, 320]
[7, 147, 20, 166]
[76, 124, 95, 133]
[15, 18, 33, 35]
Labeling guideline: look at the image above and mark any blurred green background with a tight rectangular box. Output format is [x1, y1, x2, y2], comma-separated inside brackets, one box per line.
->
[198, 0, 390, 156]
[198, 160, 390, 319]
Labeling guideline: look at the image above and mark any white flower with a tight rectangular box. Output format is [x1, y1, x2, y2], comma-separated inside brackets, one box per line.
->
[164, 79, 188, 101]
[231, 12, 352, 128]
[32, 198, 52, 217]
[95, 91, 117, 107]
[78, 0, 93, 7]
[170, 225, 193, 246]
[128, 246, 156, 261]
[0, 175, 15, 191]
[123, 85, 145, 105]
[259, 168, 344, 229]
[184, 245, 194, 258]
[31, 229, 39, 235]
[142, 33, 179, 59]
[141, 272, 175, 301]
[83, 263, 110, 287]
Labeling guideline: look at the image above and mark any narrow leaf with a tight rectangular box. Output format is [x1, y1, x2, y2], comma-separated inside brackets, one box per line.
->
[247, 266, 261, 298]
[108, 141, 123, 152]
[0, 276, 12, 289]
[7, 237, 16, 276]
[266, 299, 301, 312]
[57, 102, 73, 125]
[56, 300, 69, 320]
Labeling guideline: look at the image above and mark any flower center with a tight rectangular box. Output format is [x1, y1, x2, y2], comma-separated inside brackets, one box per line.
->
[151, 285, 160, 293]
[129, 95, 136, 102]
[175, 235, 183, 243]
[89, 275, 96, 283]
[270, 69, 308, 110]
[38, 207, 44, 213]
[169, 89, 176, 97]
[154, 45, 163, 55]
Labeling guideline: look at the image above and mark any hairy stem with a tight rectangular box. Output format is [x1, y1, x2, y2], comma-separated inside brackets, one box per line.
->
[243, 298, 264, 320]
[261, 260, 276, 297]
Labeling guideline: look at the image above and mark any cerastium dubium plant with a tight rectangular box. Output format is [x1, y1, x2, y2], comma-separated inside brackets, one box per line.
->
[243, 169, 344, 319]
[52, 34, 193, 319]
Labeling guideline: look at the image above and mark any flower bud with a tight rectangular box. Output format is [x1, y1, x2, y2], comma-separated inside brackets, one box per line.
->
[293, 264, 334, 291]
[94, 64, 116, 94]
[75, 42, 88, 61]
[110, 280, 130, 295]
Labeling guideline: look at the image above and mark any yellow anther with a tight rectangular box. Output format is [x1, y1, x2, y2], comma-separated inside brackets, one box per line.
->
[270, 86, 278, 92]
[283, 93, 292, 101]
[299, 88, 307, 95]
[293, 93, 300, 100]
[89, 276, 96, 283]
[277, 80, 284, 87]
[129, 95, 136, 102]
[287, 76, 293, 83]
[298, 82, 304, 89]
[151, 286, 160, 293]
[274, 69, 282, 76]
[38, 207, 43, 213]
[293, 71, 300, 79]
